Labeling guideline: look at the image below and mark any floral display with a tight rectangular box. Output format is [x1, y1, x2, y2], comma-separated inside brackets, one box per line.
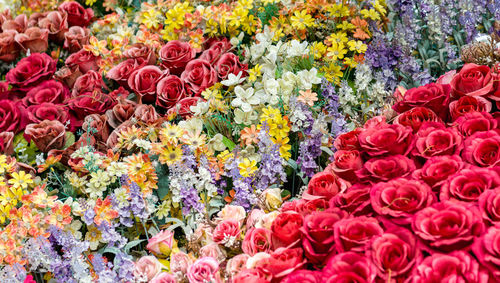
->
[0, 0, 500, 282]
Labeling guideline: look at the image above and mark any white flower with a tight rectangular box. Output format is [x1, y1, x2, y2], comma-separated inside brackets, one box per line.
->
[221, 71, 246, 86]
[286, 40, 309, 58]
[263, 78, 280, 96]
[255, 25, 274, 44]
[208, 134, 227, 152]
[296, 68, 321, 90]
[230, 32, 245, 46]
[179, 118, 203, 135]
[234, 108, 258, 125]
[133, 139, 152, 150]
[190, 101, 209, 116]
[107, 161, 128, 177]
[232, 86, 260, 112]
[265, 41, 283, 64]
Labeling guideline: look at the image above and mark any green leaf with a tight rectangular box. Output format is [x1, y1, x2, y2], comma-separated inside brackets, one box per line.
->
[287, 159, 298, 170]
[101, 246, 121, 255]
[156, 173, 170, 200]
[222, 136, 236, 151]
[63, 132, 75, 149]
[124, 239, 145, 254]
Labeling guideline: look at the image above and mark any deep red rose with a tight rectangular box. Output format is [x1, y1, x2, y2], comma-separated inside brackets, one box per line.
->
[367, 228, 422, 281]
[215, 53, 247, 80]
[233, 269, 271, 283]
[282, 270, 323, 283]
[255, 248, 306, 281]
[440, 168, 500, 202]
[65, 49, 100, 73]
[454, 111, 498, 137]
[69, 92, 115, 121]
[133, 104, 160, 124]
[0, 131, 14, 155]
[156, 75, 188, 109]
[330, 184, 372, 216]
[63, 26, 90, 52]
[295, 199, 330, 216]
[412, 201, 484, 252]
[199, 41, 231, 64]
[450, 63, 494, 97]
[271, 211, 304, 248]
[303, 171, 348, 200]
[27, 103, 70, 127]
[72, 70, 105, 96]
[413, 121, 463, 159]
[23, 80, 69, 106]
[25, 120, 66, 152]
[181, 59, 217, 96]
[14, 27, 48, 53]
[472, 225, 500, 281]
[58, 1, 94, 27]
[412, 155, 466, 191]
[167, 97, 204, 118]
[449, 96, 492, 121]
[242, 227, 273, 256]
[408, 251, 489, 283]
[123, 43, 156, 65]
[356, 155, 416, 183]
[393, 83, 451, 120]
[0, 30, 20, 62]
[358, 121, 414, 157]
[371, 178, 435, 224]
[106, 58, 146, 87]
[394, 107, 442, 133]
[334, 216, 383, 253]
[105, 98, 136, 128]
[159, 40, 196, 75]
[478, 187, 500, 225]
[323, 252, 376, 283]
[334, 129, 362, 150]
[0, 100, 27, 133]
[6, 53, 56, 91]
[329, 150, 363, 183]
[37, 11, 68, 42]
[128, 65, 165, 103]
[463, 130, 500, 167]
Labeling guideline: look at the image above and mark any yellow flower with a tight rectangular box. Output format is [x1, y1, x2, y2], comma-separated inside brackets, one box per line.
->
[374, 0, 387, 16]
[217, 150, 234, 164]
[336, 20, 355, 30]
[238, 158, 258, 177]
[328, 4, 350, 17]
[348, 40, 367, 53]
[310, 42, 327, 60]
[158, 145, 183, 166]
[272, 136, 291, 160]
[160, 124, 184, 145]
[268, 117, 290, 139]
[8, 171, 33, 190]
[229, 7, 248, 28]
[242, 14, 258, 34]
[247, 64, 262, 82]
[142, 8, 162, 29]
[327, 32, 348, 45]
[343, 57, 358, 68]
[164, 5, 186, 30]
[360, 8, 380, 21]
[321, 63, 344, 84]
[161, 26, 180, 41]
[0, 155, 8, 174]
[238, 0, 254, 10]
[85, 0, 97, 6]
[206, 18, 219, 36]
[327, 42, 347, 61]
[260, 107, 281, 124]
[290, 10, 315, 30]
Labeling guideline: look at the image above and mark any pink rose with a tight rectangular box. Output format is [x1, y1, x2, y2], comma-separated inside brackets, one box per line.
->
[282, 270, 323, 283]
[303, 171, 348, 200]
[472, 225, 500, 280]
[215, 53, 247, 80]
[159, 40, 196, 75]
[454, 111, 498, 137]
[330, 184, 372, 216]
[151, 272, 177, 283]
[156, 75, 188, 110]
[181, 59, 217, 96]
[393, 107, 442, 132]
[37, 11, 68, 42]
[242, 227, 273, 256]
[58, 1, 94, 27]
[334, 216, 383, 253]
[295, 199, 330, 216]
[436, 69, 456, 84]
[134, 104, 160, 124]
[133, 256, 163, 282]
[413, 122, 463, 158]
[271, 211, 304, 248]
[412, 155, 466, 190]
[0, 30, 20, 62]
[330, 150, 363, 183]
[478, 187, 500, 225]
[463, 130, 500, 167]
[449, 96, 492, 121]
[128, 65, 165, 103]
[212, 219, 240, 246]
[246, 209, 266, 230]
[255, 248, 306, 280]
[323, 252, 376, 283]
[6, 53, 56, 91]
[146, 230, 174, 256]
[187, 257, 221, 283]
[199, 243, 226, 263]
[170, 252, 192, 280]
[14, 27, 48, 53]
[393, 83, 451, 120]
[450, 63, 494, 97]
[63, 26, 90, 52]
[356, 155, 416, 183]
[123, 43, 156, 65]
[25, 120, 67, 152]
[2, 14, 26, 33]
[358, 122, 414, 157]
[65, 49, 100, 73]
[334, 128, 362, 151]
[441, 168, 500, 202]
[233, 269, 271, 283]
[0, 131, 14, 155]
[226, 254, 250, 279]
[217, 205, 246, 225]
[23, 80, 70, 106]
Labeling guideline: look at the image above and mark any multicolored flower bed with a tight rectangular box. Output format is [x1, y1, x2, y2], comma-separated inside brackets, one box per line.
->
[0, 0, 499, 282]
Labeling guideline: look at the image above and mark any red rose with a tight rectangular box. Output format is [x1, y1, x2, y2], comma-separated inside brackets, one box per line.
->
[106, 58, 146, 87]
[412, 155, 466, 190]
[159, 40, 196, 75]
[478, 187, 500, 225]
[358, 122, 414, 157]
[371, 178, 435, 224]
[449, 96, 492, 121]
[413, 122, 463, 159]
[63, 26, 90, 53]
[25, 120, 67, 152]
[329, 150, 363, 182]
[128, 65, 165, 103]
[301, 209, 345, 264]
[58, 1, 94, 27]
[23, 80, 70, 106]
[0, 131, 14, 155]
[69, 92, 115, 121]
[156, 75, 188, 109]
[334, 216, 383, 253]
[334, 129, 362, 150]
[408, 251, 489, 283]
[242, 227, 273, 256]
[0, 100, 27, 133]
[440, 168, 500, 202]
[212, 219, 240, 246]
[123, 43, 156, 65]
[167, 97, 204, 118]
[37, 11, 68, 42]
[233, 269, 271, 283]
[323, 252, 376, 283]
[65, 49, 100, 73]
[6, 53, 56, 91]
[81, 114, 110, 145]
[463, 130, 500, 167]
[393, 107, 441, 132]
[215, 53, 247, 80]
[303, 171, 348, 200]
[436, 69, 456, 84]
[54, 65, 82, 88]
[14, 27, 49, 53]
[134, 104, 160, 124]
[105, 98, 136, 128]
[255, 248, 306, 280]
[295, 199, 330, 216]
[271, 211, 304, 248]
[27, 103, 70, 126]
[392, 83, 451, 120]
[72, 70, 105, 96]
[330, 184, 372, 216]
[367, 228, 421, 281]
[282, 270, 323, 283]
[0, 30, 20, 62]
[472, 226, 500, 281]
[454, 111, 498, 137]
[356, 155, 416, 183]
[181, 59, 217, 96]
[199, 41, 231, 64]
[412, 201, 484, 252]
[450, 63, 494, 97]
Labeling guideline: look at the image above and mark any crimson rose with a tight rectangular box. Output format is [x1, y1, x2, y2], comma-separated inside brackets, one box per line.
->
[6, 53, 56, 91]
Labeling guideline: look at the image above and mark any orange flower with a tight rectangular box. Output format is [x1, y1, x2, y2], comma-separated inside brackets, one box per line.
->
[37, 154, 62, 173]
[353, 28, 370, 40]
[240, 125, 260, 146]
[94, 197, 119, 226]
[298, 89, 319, 106]
[354, 53, 365, 63]
[351, 17, 368, 28]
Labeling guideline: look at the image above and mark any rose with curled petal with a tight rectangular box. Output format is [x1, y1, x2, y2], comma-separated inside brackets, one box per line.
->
[370, 178, 435, 225]
[0, 100, 27, 133]
[450, 63, 494, 97]
[0, 30, 19, 62]
[37, 11, 68, 42]
[181, 59, 217, 96]
[330, 183, 372, 216]
[63, 26, 90, 53]
[65, 49, 100, 73]
[282, 270, 323, 283]
[334, 216, 383, 253]
[412, 155, 466, 191]
[412, 201, 484, 252]
[472, 225, 500, 281]
[329, 150, 363, 183]
[463, 130, 500, 167]
[242, 227, 273, 256]
[215, 53, 248, 80]
[303, 171, 348, 200]
[106, 58, 146, 87]
[358, 122, 414, 157]
[187, 257, 221, 283]
[323, 252, 377, 283]
[413, 122, 463, 159]
[255, 248, 306, 281]
[212, 219, 241, 246]
[1, 14, 27, 32]
[105, 98, 136, 129]
[23, 80, 70, 106]
[159, 40, 196, 75]
[407, 251, 489, 283]
[356, 155, 416, 183]
[123, 43, 157, 65]
[440, 168, 500, 202]
[25, 120, 67, 152]
[0, 132, 14, 155]
[156, 75, 188, 110]
[271, 211, 303, 248]
[15, 27, 48, 53]
[393, 107, 442, 132]
[6, 53, 56, 91]
[133, 256, 163, 282]
[128, 65, 165, 103]
[334, 128, 362, 150]
[449, 96, 492, 121]
[478, 187, 500, 225]
[58, 1, 94, 27]
[454, 111, 498, 137]
[392, 83, 451, 120]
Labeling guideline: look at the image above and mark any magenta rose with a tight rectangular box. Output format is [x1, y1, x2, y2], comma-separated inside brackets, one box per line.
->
[334, 216, 383, 253]
[25, 120, 67, 152]
[65, 49, 100, 73]
[0, 30, 20, 62]
[37, 11, 68, 42]
[63, 26, 90, 52]
[123, 43, 156, 65]
[412, 155, 466, 190]
[330, 184, 372, 216]
[455, 111, 498, 137]
[181, 59, 217, 96]
[407, 251, 489, 283]
[72, 70, 105, 96]
[271, 211, 304, 248]
[449, 95, 492, 121]
[6, 53, 56, 91]
[0, 100, 27, 133]
[358, 122, 414, 157]
[14, 27, 48, 53]
[23, 80, 70, 106]
[450, 63, 494, 97]
[463, 130, 500, 167]
[27, 103, 70, 125]
[472, 225, 500, 280]
[156, 75, 188, 110]
[128, 65, 165, 103]
[187, 257, 221, 283]
[393, 83, 451, 120]
[412, 201, 484, 252]
[334, 129, 362, 150]
[58, 1, 94, 27]
[106, 58, 146, 87]
[478, 187, 500, 225]
[212, 219, 241, 246]
[440, 168, 500, 202]
[242, 227, 273, 256]
[255, 248, 305, 280]
[282, 270, 323, 283]
[159, 40, 196, 75]
[413, 121, 463, 159]
[0, 132, 14, 155]
[394, 106, 442, 132]
[303, 171, 349, 200]
[323, 252, 376, 283]
[356, 155, 416, 183]
[215, 53, 247, 80]
[329, 150, 363, 183]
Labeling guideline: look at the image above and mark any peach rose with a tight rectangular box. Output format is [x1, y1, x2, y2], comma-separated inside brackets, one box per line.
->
[146, 230, 174, 257]
[134, 256, 163, 282]
[25, 120, 66, 152]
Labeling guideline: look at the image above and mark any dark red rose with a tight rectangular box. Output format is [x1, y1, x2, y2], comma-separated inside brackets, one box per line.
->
[394, 106, 441, 132]
[123, 43, 156, 65]
[156, 75, 188, 109]
[295, 198, 330, 216]
[472, 226, 500, 281]
[134, 104, 160, 124]
[412, 155, 466, 191]
[329, 150, 363, 182]
[106, 58, 146, 87]
[271, 211, 304, 248]
[63, 26, 90, 53]
[440, 168, 500, 202]
[23, 80, 69, 106]
[0, 100, 27, 133]
[27, 103, 70, 126]
[159, 40, 196, 75]
[128, 65, 165, 103]
[14, 27, 49, 53]
[413, 121, 463, 159]
[323, 252, 376, 283]
[199, 41, 231, 64]
[463, 130, 500, 167]
[358, 122, 414, 157]
[449, 96, 492, 121]
[181, 59, 217, 96]
[0, 30, 20, 62]
[215, 53, 247, 80]
[37, 11, 68, 42]
[303, 171, 349, 200]
[25, 120, 67, 152]
[371, 178, 435, 224]
[392, 83, 451, 120]
[334, 129, 362, 150]
[0, 131, 14, 155]
[167, 97, 204, 118]
[72, 70, 105, 96]
[105, 98, 136, 128]
[450, 63, 494, 97]
[454, 111, 498, 137]
[69, 92, 115, 122]
[334, 216, 383, 253]
[242, 227, 273, 256]
[367, 228, 422, 281]
[330, 184, 372, 216]
[408, 251, 489, 283]
[65, 49, 100, 73]
[255, 248, 306, 281]
[6, 53, 56, 91]
[58, 1, 94, 27]
[478, 187, 500, 225]
[356, 155, 416, 183]
[282, 270, 323, 283]
[412, 201, 484, 252]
